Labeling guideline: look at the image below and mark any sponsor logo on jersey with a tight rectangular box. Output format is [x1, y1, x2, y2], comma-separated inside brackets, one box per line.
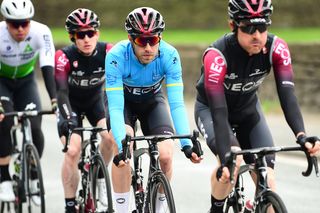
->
[43, 34, 53, 56]
[225, 73, 238, 80]
[69, 67, 105, 87]
[224, 77, 265, 93]
[172, 57, 177, 64]
[249, 69, 267, 77]
[56, 54, 68, 72]
[73, 61, 78, 68]
[110, 60, 118, 67]
[23, 44, 33, 53]
[124, 81, 162, 96]
[274, 42, 291, 66]
[69, 75, 105, 87]
[6, 45, 12, 52]
[208, 55, 225, 84]
[71, 70, 85, 76]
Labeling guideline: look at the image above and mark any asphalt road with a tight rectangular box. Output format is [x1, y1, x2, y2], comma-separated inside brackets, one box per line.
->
[38, 107, 320, 213]
[36, 83, 320, 212]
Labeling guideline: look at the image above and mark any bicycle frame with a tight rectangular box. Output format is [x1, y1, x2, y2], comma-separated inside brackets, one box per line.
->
[63, 126, 113, 213]
[123, 131, 202, 213]
[132, 139, 163, 211]
[3, 110, 53, 213]
[225, 145, 319, 212]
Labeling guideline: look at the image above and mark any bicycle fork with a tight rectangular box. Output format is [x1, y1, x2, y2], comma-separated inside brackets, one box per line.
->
[252, 155, 272, 210]
[78, 157, 95, 212]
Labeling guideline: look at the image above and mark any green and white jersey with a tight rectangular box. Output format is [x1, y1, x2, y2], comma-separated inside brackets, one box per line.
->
[0, 20, 55, 79]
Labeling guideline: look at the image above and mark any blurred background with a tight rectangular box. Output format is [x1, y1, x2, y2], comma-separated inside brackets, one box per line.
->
[31, 0, 320, 112]
[33, 0, 320, 29]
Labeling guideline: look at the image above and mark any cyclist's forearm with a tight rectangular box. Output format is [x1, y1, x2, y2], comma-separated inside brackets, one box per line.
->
[41, 65, 57, 100]
[57, 90, 72, 119]
[277, 86, 305, 135]
[167, 85, 192, 147]
[107, 90, 126, 152]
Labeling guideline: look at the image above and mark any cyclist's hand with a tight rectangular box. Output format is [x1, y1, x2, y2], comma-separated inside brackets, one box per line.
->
[297, 135, 320, 156]
[51, 99, 58, 113]
[62, 120, 77, 136]
[0, 104, 4, 122]
[216, 166, 230, 184]
[113, 152, 130, 167]
[182, 145, 203, 163]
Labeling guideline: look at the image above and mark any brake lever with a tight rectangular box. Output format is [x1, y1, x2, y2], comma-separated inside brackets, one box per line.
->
[62, 128, 73, 153]
[122, 134, 132, 163]
[225, 151, 236, 185]
[191, 130, 203, 158]
[297, 136, 320, 177]
[312, 156, 319, 177]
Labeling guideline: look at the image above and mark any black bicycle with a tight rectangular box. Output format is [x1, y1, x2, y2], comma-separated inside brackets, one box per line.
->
[63, 126, 114, 213]
[0, 110, 54, 213]
[223, 138, 319, 213]
[119, 130, 203, 213]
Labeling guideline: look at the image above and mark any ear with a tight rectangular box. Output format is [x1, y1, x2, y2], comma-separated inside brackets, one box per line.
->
[69, 33, 75, 42]
[128, 34, 133, 41]
[228, 21, 235, 32]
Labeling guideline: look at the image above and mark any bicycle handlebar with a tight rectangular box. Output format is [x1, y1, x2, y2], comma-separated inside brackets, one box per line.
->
[225, 140, 319, 184]
[115, 130, 203, 166]
[4, 110, 54, 118]
[62, 126, 108, 153]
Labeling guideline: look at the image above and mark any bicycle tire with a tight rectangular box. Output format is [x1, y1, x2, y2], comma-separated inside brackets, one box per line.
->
[91, 154, 113, 213]
[223, 192, 242, 213]
[149, 171, 176, 213]
[21, 144, 45, 213]
[255, 191, 287, 213]
[131, 167, 145, 213]
[0, 201, 15, 213]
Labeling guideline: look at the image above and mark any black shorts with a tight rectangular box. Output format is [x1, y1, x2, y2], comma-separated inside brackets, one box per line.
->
[115, 91, 174, 136]
[0, 73, 43, 157]
[57, 93, 108, 137]
[194, 99, 275, 168]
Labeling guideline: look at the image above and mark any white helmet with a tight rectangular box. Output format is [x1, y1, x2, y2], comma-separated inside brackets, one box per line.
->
[1, 0, 34, 20]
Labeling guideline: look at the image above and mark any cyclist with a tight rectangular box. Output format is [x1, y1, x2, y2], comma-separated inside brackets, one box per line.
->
[54, 8, 114, 213]
[105, 7, 202, 213]
[194, 0, 320, 212]
[0, 0, 57, 203]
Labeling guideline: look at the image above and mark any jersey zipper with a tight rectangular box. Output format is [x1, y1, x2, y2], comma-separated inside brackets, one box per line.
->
[12, 42, 20, 79]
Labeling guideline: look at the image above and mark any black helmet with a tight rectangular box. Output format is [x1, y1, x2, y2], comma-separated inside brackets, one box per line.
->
[125, 7, 165, 36]
[228, 0, 273, 25]
[65, 8, 100, 33]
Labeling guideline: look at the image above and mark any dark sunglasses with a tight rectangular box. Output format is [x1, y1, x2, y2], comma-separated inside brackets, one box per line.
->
[133, 36, 161, 47]
[7, 20, 30, 29]
[239, 24, 268, 35]
[75, 30, 96, 40]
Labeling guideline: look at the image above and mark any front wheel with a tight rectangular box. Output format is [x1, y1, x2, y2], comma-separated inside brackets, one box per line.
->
[223, 192, 242, 213]
[21, 144, 45, 213]
[149, 171, 175, 213]
[255, 191, 287, 213]
[91, 154, 113, 213]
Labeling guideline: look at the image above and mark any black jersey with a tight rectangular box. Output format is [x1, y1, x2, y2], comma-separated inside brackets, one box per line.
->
[55, 42, 113, 118]
[195, 33, 305, 160]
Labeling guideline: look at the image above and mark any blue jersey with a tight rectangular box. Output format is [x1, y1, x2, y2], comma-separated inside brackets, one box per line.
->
[105, 40, 191, 151]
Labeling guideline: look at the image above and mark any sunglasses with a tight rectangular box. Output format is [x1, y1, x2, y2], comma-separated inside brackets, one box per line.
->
[239, 24, 268, 35]
[74, 30, 97, 40]
[133, 36, 161, 47]
[7, 20, 30, 29]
